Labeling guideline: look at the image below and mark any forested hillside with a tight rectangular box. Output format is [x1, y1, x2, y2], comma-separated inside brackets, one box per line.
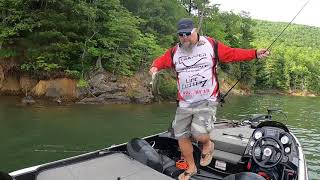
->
[0, 0, 171, 77]
[252, 20, 320, 94]
[0, 0, 319, 96]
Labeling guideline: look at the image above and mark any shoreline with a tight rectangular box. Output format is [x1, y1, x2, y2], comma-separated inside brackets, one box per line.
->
[1, 90, 318, 106]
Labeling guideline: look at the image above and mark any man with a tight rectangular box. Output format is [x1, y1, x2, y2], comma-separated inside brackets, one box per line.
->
[149, 18, 269, 180]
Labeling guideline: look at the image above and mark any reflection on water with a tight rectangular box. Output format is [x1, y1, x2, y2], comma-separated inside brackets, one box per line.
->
[0, 95, 319, 179]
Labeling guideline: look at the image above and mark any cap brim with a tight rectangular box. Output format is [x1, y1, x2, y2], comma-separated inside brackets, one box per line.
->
[177, 28, 193, 33]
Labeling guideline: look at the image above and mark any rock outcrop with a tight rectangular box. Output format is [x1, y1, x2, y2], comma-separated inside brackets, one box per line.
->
[20, 76, 37, 94]
[0, 76, 21, 95]
[32, 78, 77, 99]
[78, 71, 153, 104]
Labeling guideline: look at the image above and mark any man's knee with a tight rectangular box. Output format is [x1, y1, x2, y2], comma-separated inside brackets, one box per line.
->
[193, 133, 210, 143]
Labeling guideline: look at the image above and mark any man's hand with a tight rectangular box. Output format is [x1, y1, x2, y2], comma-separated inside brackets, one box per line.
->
[257, 49, 270, 59]
[149, 67, 158, 76]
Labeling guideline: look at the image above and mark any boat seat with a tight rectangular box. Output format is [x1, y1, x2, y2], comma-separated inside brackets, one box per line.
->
[160, 154, 184, 178]
[127, 138, 183, 178]
[223, 172, 265, 180]
[127, 138, 164, 172]
[160, 154, 176, 171]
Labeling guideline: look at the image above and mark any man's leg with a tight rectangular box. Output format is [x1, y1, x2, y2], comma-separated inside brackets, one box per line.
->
[192, 103, 217, 166]
[172, 107, 197, 179]
[178, 137, 197, 172]
[194, 134, 214, 153]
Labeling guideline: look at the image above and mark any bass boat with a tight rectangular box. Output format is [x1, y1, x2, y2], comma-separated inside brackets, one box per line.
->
[3, 110, 308, 180]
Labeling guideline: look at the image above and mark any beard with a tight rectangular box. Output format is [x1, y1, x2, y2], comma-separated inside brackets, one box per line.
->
[180, 41, 194, 52]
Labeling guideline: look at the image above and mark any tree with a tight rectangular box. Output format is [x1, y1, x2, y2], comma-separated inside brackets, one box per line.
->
[120, 0, 188, 47]
[0, 0, 143, 76]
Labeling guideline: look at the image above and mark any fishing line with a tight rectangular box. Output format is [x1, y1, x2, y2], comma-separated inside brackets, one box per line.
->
[220, 0, 311, 104]
[267, 0, 311, 51]
[34, 149, 89, 153]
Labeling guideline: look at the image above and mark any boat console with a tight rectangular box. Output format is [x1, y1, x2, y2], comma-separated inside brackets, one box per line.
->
[243, 121, 299, 180]
[130, 119, 302, 180]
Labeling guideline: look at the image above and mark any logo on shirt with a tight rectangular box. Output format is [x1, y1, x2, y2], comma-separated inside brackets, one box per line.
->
[178, 53, 207, 67]
[181, 73, 208, 90]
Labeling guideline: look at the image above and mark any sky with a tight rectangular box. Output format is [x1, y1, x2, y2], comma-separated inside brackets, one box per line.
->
[211, 0, 320, 27]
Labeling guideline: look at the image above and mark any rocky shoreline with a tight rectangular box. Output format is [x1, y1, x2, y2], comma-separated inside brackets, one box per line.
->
[0, 64, 154, 105]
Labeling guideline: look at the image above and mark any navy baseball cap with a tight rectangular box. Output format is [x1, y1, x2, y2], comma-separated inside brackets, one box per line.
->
[177, 18, 194, 33]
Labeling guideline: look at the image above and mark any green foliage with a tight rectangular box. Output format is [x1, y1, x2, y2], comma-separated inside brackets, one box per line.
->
[0, 0, 143, 76]
[158, 72, 178, 99]
[253, 20, 320, 94]
[0, 49, 17, 57]
[131, 33, 165, 70]
[120, 0, 188, 47]
[77, 78, 89, 88]
[65, 70, 81, 79]
[21, 57, 61, 72]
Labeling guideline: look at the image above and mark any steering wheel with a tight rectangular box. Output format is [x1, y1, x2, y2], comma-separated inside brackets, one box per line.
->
[252, 136, 284, 168]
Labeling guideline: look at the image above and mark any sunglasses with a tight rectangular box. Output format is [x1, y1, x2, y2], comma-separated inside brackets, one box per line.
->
[178, 32, 192, 37]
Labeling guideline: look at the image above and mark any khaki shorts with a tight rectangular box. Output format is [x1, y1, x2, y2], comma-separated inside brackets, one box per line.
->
[171, 101, 217, 139]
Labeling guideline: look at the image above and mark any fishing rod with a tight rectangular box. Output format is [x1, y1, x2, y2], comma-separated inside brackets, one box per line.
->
[219, 0, 311, 104]
[266, 0, 311, 51]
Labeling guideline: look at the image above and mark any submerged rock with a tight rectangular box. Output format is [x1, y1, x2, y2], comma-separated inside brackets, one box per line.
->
[78, 93, 131, 104]
[22, 96, 36, 105]
[53, 97, 62, 104]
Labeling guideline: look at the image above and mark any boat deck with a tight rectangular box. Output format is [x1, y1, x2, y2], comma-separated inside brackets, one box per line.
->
[36, 153, 173, 180]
